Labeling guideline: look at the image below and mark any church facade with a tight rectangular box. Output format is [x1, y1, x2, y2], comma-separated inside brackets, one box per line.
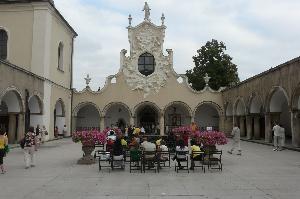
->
[0, 1, 299, 147]
[72, 8, 224, 136]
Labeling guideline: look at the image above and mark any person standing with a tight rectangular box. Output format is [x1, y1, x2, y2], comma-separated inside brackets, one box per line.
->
[272, 122, 281, 151]
[41, 125, 48, 143]
[35, 124, 41, 151]
[24, 126, 36, 169]
[228, 122, 241, 155]
[0, 128, 8, 174]
[278, 124, 285, 151]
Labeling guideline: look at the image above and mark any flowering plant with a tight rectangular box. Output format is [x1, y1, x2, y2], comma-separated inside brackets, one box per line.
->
[194, 131, 228, 146]
[72, 129, 107, 146]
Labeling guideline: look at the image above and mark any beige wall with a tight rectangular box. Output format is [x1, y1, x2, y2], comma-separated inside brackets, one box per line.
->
[0, 4, 34, 70]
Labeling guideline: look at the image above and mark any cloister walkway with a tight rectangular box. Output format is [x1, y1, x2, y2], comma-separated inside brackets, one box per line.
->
[1, 138, 300, 199]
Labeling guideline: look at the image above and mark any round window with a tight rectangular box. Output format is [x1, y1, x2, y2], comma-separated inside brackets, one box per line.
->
[138, 52, 155, 76]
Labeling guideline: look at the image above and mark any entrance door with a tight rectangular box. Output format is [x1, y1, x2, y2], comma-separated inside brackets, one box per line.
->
[139, 106, 156, 134]
[0, 116, 9, 132]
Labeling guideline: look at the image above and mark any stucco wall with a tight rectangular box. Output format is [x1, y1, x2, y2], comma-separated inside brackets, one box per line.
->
[0, 4, 34, 71]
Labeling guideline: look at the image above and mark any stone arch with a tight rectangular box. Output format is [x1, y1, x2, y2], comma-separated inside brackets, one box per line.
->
[73, 102, 101, 131]
[266, 86, 291, 141]
[265, 86, 290, 113]
[133, 101, 161, 117]
[234, 97, 246, 116]
[0, 86, 24, 143]
[28, 94, 43, 129]
[163, 101, 192, 132]
[291, 83, 300, 147]
[103, 102, 132, 117]
[193, 101, 222, 131]
[133, 101, 161, 134]
[54, 98, 66, 136]
[103, 102, 131, 129]
[248, 93, 264, 114]
[73, 102, 101, 117]
[28, 94, 43, 114]
[0, 86, 24, 113]
[225, 102, 233, 117]
[291, 83, 300, 111]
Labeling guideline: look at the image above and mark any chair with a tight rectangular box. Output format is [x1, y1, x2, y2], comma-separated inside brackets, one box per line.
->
[129, 150, 142, 173]
[190, 151, 205, 173]
[157, 150, 171, 173]
[142, 150, 157, 173]
[111, 151, 125, 170]
[96, 150, 111, 171]
[124, 149, 131, 163]
[94, 143, 105, 158]
[174, 150, 189, 173]
[208, 150, 222, 171]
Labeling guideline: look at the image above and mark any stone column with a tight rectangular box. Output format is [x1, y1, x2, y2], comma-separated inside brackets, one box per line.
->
[17, 113, 25, 141]
[246, 115, 253, 139]
[71, 116, 77, 132]
[253, 116, 261, 139]
[159, 113, 164, 136]
[8, 114, 16, 144]
[226, 116, 233, 135]
[265, 113, 272, 143]
[100, 116, 105, 131]
[130, 116, 134, 126]
[291, 111, 300, 147]
[240, 116, 246, 137]
[191, 116, 195, 123]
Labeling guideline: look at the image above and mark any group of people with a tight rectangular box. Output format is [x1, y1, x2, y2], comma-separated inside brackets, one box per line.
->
[104, 128, 204, 170]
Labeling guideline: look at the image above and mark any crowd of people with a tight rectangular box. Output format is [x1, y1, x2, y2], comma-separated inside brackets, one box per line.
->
[103, 126, 204, 170]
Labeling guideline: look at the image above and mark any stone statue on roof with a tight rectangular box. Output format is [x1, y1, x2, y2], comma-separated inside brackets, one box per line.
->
[143, 2, 151, 21]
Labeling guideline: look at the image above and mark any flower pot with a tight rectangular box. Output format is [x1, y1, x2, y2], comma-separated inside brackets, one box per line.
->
[77, 145, 96, 165]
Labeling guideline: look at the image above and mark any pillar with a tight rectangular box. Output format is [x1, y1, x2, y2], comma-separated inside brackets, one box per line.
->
[191, 116, 195, 123]
[291, 111, 300, 147]
[100, 116, 105, 131]
[246, 115, 253, 139]
[17, 113, 25, 141]
[265, 113, 272, 143]
[159, 113, 164, 136]
[253, 116, 261, 139]
[130, 116, 134, 126]
[8, 114, 16, 143]
[240, 116, 246, 137]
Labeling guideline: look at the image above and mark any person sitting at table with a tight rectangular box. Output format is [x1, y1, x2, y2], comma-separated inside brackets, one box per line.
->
[173, 139, 188, 169]
[190, 139, 202, 170]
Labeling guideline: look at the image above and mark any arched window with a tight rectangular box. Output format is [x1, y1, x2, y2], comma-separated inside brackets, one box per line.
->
[138, 52, 155, 76]
[0, 29, 8, 60]
[58, 42, 64, 71]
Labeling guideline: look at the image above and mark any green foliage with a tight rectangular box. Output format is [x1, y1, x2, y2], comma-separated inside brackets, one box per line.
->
[186, 39, 239, 91]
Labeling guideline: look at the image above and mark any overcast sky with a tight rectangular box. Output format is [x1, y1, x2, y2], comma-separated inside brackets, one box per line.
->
[55, 0, 300, 90]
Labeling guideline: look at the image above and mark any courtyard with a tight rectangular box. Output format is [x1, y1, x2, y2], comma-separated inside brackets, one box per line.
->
[1, 139, 300, 199]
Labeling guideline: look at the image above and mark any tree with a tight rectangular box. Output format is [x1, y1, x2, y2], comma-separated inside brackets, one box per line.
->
[186, 39, 239, 91]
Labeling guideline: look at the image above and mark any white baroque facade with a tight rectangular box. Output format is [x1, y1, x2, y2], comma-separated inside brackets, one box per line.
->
[72, 4, 225, 135]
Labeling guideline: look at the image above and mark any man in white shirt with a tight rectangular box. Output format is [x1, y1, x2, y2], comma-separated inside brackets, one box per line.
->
[228, 122, 241, 155]
[272, 122, 281, 151]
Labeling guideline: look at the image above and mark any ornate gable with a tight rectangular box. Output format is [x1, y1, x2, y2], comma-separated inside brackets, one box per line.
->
[121, 3, 172, 98]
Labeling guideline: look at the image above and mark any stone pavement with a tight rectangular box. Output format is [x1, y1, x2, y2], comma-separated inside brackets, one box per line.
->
[1, 139, 300, 199]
